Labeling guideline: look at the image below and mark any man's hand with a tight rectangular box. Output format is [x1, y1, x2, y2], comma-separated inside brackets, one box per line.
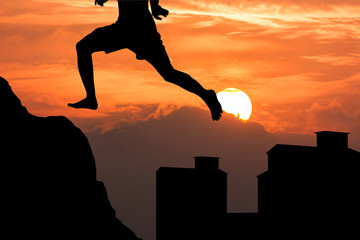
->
[152, 5, 169, 20]
[95, 0, 108, 7]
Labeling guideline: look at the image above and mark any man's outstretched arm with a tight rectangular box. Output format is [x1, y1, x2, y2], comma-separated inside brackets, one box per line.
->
[150, 0, 169, 20]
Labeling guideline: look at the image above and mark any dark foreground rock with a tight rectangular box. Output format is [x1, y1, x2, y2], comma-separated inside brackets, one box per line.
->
[0, 76, 141, 239]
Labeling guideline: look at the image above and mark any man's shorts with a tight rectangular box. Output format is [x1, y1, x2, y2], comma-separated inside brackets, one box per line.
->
[80, 21, 167, 61]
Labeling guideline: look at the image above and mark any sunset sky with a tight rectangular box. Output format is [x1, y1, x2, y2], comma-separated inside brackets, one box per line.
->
[2, 1, 360, 239]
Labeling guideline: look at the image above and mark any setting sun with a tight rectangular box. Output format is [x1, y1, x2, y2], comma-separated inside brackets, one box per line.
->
[217, 88, 252, 121]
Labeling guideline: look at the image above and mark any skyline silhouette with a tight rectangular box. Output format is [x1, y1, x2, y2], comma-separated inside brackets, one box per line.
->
[156, 132, 360, 239]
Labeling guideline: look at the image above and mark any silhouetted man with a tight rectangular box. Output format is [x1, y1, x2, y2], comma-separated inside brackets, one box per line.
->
[68, 0, 223, 120]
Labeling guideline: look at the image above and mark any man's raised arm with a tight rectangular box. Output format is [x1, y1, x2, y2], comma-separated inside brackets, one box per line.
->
[150, 0, 169, 20]
[95, 0, 108, 7]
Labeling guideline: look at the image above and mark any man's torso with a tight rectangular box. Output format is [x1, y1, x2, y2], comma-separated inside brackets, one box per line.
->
[117, 0, 150, 17]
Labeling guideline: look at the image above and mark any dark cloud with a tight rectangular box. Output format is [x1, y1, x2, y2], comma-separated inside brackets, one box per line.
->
[307, 101, 353, 131]
[70, 104, 181, 132]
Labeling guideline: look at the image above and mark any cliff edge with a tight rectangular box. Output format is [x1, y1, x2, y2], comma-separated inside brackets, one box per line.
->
[0, 76, 141, 239]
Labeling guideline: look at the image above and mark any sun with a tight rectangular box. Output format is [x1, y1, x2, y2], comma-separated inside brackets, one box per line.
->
[217, 88, 252, 121]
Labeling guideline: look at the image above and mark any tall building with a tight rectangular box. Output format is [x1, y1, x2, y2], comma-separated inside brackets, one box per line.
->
[157, 131, 360, 238]
[258, 131, 360, 232]
[156, 156, 227, 240]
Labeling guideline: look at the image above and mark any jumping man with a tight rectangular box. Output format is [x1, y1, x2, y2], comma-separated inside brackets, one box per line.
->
[68, 0, 223, 121]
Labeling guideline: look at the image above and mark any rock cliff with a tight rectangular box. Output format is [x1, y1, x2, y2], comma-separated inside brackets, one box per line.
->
[0, 76, 141, 239]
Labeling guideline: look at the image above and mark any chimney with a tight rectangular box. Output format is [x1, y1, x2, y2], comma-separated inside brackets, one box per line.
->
[315, 131, 349, 150]
[194, 156, 219, 170]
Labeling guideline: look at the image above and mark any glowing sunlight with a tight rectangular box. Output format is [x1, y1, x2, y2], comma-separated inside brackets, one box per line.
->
[217, 88, 252, 121]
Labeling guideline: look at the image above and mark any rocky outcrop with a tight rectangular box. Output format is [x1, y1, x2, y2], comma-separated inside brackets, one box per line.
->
[0, 76, 141, 239]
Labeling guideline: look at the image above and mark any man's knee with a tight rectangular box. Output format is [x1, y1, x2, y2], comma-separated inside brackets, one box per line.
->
[76, 40, 85, 52]
[76, 39, 92, 54]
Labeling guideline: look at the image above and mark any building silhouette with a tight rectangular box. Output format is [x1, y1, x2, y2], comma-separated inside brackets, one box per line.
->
[156, 156, 227, 240]
[156, 131, 360, 239]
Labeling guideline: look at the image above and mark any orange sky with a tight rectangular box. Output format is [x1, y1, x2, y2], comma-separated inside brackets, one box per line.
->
[2, 1, 360, 239]
[2, 0, 360, 134]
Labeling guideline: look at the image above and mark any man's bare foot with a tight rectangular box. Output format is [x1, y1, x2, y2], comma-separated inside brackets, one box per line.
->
[68, 97, 98, 110]
[203, 90, 223, 121]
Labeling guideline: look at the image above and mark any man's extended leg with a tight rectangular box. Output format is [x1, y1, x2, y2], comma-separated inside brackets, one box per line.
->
[68, 37, 99, 110]
[145, 52, 223, 121]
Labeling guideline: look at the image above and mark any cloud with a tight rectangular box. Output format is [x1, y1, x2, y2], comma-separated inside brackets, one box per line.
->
[71, 103, 182, 133]
[301, 54, 360, 66]
[252, 99, 360, 136]
[307, 101, 353, 131]
[166, 0, 360, 22]
[0, 0, 117, 25]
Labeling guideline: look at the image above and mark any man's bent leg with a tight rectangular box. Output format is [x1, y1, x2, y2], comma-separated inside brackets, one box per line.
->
[146, 52, 223, 121]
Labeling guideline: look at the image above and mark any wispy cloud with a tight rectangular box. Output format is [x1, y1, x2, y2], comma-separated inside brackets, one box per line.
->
[301, 54, 360, 66]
